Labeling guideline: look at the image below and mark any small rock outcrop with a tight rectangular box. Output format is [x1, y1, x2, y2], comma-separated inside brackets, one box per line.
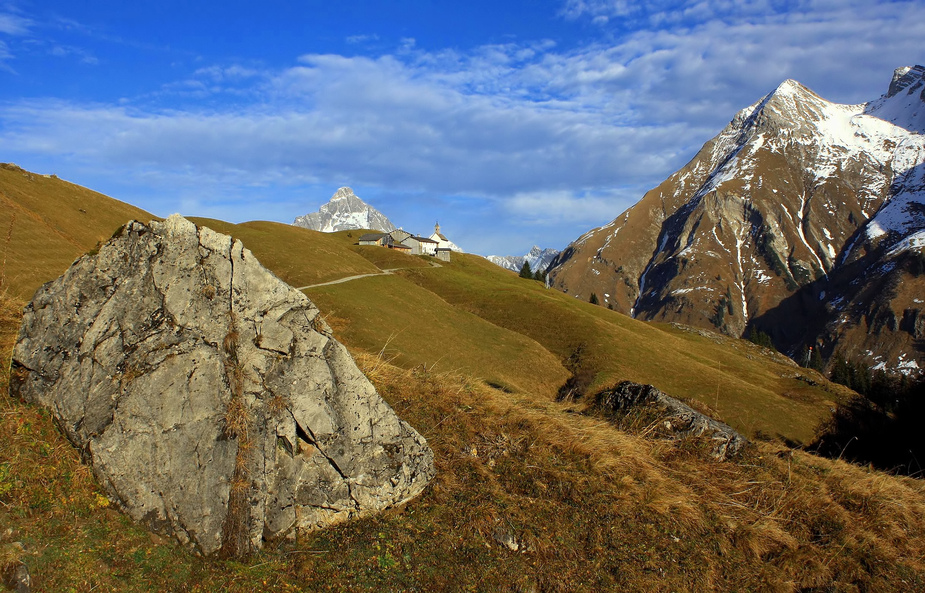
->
[596, 381, 746, 460]
[9, 214, 434, 557]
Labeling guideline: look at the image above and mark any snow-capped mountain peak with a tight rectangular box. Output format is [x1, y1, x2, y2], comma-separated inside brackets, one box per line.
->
[549, 65, 925, 374]
[293, 187, 397, 233]
[487, 246, 560, 274]
[329, 186, 360, 202]
[866, 64, 925, 133]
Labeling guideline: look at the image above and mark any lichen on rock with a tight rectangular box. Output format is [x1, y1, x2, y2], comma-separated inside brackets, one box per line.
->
[9, 214, 435, 556]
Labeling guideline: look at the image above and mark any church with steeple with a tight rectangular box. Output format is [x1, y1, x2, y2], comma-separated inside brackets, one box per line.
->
[429, 222, 461, 261]
[429, 222, 451, 250]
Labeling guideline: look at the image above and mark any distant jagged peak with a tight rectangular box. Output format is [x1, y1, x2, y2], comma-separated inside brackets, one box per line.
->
[293, 187, 397, 233]
[887, 65, 925, 98]
[865, 64, 925, 134]
[331, 187, 356, 201]
[486, 245, 560, 274]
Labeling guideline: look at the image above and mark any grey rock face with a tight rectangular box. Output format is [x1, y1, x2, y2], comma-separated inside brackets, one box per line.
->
[9, 214, 434, 557]
[596, 381, 746, 460]
[293, 187, 397, 233]
[486, 246, 560, 275]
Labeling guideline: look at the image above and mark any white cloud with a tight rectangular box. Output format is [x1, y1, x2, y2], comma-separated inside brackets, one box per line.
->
[0, 11, 30, 36]
[505, 189, 637, 226]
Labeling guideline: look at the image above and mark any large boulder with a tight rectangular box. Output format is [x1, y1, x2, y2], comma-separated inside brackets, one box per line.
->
[9, 215, 435, 557]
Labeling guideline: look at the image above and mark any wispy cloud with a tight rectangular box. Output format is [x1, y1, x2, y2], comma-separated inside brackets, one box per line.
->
[345, 33, 379, 44]
[0, 7, 31, 67]
[0, 11, 30, 36]
[47, 43, 97, 64]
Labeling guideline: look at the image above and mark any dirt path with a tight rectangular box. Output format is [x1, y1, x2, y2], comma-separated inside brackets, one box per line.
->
[296, 261, 442, 291]
[295, 270, 396, 290]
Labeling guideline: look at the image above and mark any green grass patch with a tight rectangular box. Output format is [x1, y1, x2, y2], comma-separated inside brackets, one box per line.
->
[0, 164, 154, 299]
[395, 253, 838, 443]
[187, 219, 382, 288]
[306, 273, 569, 399]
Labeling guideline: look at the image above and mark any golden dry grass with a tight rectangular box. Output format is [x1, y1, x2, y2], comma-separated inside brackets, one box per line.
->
[2, 163, 924, 590]
[0, 164, 154, 299]
[2, 292, 925, 590]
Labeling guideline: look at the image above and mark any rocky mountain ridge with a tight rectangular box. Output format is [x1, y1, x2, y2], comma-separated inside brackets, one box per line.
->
[487, 246, 560, 274]
[294, 187, 396, 233]
[549, 66, 925, 373]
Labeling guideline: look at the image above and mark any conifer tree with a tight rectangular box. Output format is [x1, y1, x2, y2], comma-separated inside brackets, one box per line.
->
[830, 354, 851, 387]
[809, 347, 824, 372]
[519, 261, 533, 279]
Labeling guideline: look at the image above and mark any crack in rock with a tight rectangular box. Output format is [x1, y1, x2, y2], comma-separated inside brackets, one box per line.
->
[9, 214, 435, 557]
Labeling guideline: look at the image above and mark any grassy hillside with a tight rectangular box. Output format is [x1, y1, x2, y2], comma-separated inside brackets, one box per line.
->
[381, 253, 840, 443]
[0, 163, 154, 299]
[306, 273, 570, 399]
[186, 220, 386, 288]
[2, 165, 924, 590]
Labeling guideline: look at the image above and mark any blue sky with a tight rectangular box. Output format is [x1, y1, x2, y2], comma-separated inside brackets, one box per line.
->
[1, 1, 923, 256]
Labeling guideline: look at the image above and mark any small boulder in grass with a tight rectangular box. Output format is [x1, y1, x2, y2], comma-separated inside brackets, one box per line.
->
[596, 381, 746, 460]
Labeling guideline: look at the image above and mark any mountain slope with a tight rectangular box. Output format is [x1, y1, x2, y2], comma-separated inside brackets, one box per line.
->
[293, 187, 396, 233]
[0, 163, 154, 299]
[549, 67, 925, 372]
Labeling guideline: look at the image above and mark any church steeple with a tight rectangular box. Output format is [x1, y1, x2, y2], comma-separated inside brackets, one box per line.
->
[435, 221, 441, 235]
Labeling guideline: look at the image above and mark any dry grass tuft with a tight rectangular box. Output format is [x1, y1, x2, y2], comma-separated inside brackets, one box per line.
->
[267, 393, 289, 415]
[0, 211, 14, 293]
[219, 318, 256, 559]
[223, 396, 251, 441]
